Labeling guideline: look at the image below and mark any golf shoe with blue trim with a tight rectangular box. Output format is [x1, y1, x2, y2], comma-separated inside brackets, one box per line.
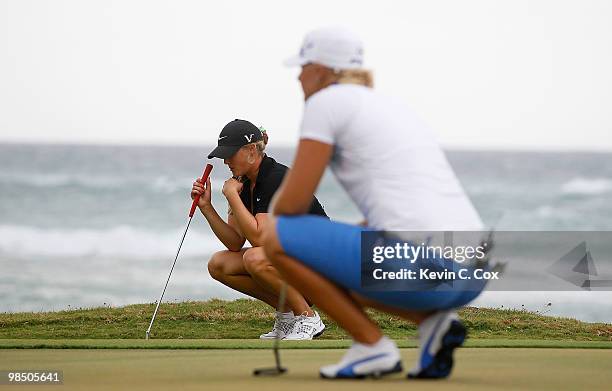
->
[408, 310, 466, 379]
[319, 336, 402, 379]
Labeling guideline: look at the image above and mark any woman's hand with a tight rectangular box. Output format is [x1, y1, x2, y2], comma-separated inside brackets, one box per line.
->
[191, 177, 212, 210]
[222, 177, 244, 197]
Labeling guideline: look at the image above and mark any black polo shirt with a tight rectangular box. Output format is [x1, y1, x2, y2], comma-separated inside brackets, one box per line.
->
[238, 155, 328, 217]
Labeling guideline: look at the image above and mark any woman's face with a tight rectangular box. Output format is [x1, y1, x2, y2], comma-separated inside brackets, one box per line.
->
[224, 145, 255, 177]
[299, 63, 334, 100]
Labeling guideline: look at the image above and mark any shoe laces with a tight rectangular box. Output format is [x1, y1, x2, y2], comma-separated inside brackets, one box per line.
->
[272, 315, 295, 334]
[293, 312, 317, 334]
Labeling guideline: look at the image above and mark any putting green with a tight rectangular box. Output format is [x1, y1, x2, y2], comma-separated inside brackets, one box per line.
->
[2, 348, 611, 390]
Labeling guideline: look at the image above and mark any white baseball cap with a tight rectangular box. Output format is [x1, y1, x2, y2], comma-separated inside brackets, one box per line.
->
[284, 27, 364, 70]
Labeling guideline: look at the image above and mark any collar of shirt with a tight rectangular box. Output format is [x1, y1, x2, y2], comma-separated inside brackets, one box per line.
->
[239, 155, 278, 212]
[243, 154, 275, 189]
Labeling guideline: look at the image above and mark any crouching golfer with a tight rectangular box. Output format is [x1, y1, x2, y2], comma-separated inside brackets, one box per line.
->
[191, 119, 327, 340]
[263, 28, 486, 378]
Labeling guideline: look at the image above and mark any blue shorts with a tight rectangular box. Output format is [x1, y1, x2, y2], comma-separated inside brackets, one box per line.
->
[276, 215, 485, 312]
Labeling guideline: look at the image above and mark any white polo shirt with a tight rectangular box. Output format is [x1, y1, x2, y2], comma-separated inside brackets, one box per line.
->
[300, 84, 483, 231]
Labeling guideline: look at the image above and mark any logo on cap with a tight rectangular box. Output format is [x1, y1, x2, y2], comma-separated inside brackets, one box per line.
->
[299, 41, 315, 57]
[244, 134, 254, 142]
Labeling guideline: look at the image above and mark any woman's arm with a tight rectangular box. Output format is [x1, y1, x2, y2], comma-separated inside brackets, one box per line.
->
[225, 190, 267, 246]
[222, 176, 266, 246]
[200, 204, 246, 251]
[192, 177, 246, 251]
[271, 139, 333, 216]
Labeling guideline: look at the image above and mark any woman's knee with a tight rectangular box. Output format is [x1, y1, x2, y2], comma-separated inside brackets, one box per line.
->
[207, 251, 228, 281]
[243, 247, 270, 275]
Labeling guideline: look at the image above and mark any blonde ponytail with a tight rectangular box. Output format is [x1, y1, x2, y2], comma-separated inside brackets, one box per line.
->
[336, 69, 374, 88]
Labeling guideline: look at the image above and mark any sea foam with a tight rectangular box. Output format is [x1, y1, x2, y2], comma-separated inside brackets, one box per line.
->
[0, 224, 222, 259]
[561, 177, 612, 195]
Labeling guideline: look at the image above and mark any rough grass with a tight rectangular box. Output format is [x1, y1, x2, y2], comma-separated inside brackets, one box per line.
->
[1, 299, 611, 341]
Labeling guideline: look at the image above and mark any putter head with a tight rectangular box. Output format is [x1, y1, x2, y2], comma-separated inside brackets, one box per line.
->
[145, 331, 150, 340]
[253, 282, 288, 377]
[253, 366, 288, 376]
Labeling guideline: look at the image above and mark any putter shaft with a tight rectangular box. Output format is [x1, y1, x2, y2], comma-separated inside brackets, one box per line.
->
[253, 282, 288, 376]
[145, 216, 193, 339]
[145, 163, 213, 340]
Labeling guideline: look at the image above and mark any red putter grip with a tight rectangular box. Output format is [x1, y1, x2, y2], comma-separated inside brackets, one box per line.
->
[189, 164, 214, 217]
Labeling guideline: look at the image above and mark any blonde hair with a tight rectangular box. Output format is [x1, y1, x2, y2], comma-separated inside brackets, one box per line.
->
[254, 139, 266, 155]
[243, 129, 268, 157]
[335, 69, 374, 88]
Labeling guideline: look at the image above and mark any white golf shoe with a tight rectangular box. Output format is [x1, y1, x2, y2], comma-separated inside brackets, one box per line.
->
[283, 311, 325, 340]
[259, 312, 296, 340]
[407, 310, 466, 379]
[319, 336, 403, 379]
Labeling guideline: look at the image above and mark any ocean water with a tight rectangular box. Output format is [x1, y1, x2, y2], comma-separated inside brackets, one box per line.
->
[1, 144, 611, 322]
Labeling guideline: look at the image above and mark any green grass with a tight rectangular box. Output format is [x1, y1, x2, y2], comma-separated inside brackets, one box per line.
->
[3, 301, 611, 389]
[3, 349, 612, 390]
[1, 299, 611, 342]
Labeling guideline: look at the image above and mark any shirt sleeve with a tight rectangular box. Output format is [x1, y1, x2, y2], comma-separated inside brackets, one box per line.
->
[299, 89, 338, 145]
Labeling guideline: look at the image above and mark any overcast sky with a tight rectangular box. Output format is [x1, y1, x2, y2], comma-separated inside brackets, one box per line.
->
[1, 0, 611, 150]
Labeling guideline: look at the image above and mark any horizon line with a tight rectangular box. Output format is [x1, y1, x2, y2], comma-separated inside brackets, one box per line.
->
[1, 139, 611, 154]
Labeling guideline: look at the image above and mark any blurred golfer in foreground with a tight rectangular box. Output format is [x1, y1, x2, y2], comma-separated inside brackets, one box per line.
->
[191, 119, 327, 340]
[264, 28, 485, 378]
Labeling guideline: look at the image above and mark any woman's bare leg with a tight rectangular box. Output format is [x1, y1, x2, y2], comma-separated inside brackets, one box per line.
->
[263, 218, 382, 344]
[207, 249, 284, 310]
[243, 247, 313, 315]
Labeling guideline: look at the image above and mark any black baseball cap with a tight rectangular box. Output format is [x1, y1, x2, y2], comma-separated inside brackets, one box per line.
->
[208, 119, 264, 159]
